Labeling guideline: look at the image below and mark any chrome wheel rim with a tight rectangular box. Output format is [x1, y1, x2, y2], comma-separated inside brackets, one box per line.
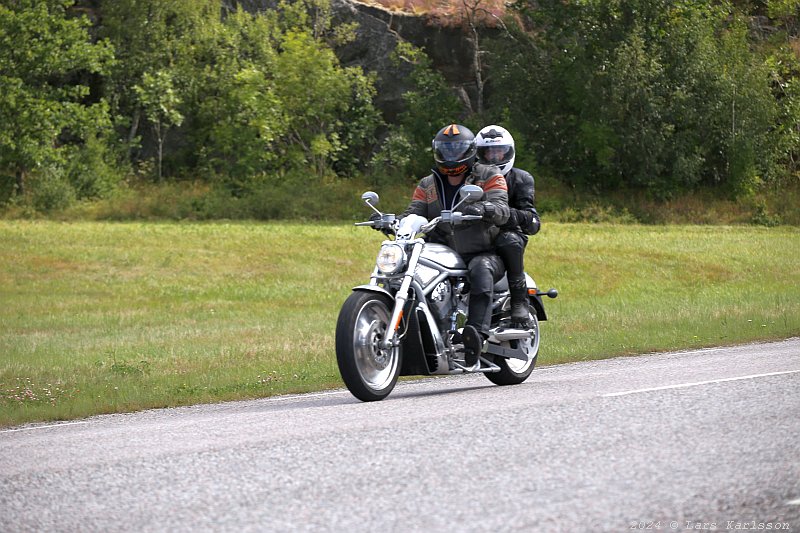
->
[505, 314, 539, 374]
[352, 299, 398, 391]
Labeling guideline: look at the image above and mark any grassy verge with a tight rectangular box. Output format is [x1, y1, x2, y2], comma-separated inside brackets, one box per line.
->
[1, 221, 798, 426]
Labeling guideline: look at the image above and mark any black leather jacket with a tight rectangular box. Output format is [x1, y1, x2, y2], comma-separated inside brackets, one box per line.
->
[402, 164, 510, 256]
[501, 167, 540, 236]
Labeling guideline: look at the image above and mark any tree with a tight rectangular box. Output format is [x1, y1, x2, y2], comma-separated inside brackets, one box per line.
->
[179, 7, 285, 191]
[491, 0, 780, 197]
[134, 71, 184, 182]
[99, 0, 218, 160]
[373, 42, 462, 178]
[173, 3, 379, 189]
[0, 0, 113, 196]
[461, 0, 509, 115]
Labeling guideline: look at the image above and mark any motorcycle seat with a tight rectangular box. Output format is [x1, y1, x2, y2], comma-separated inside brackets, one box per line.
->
[493, 275, 509, 293]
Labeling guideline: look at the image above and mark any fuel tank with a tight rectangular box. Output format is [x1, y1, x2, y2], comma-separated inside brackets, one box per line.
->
[420, 243, 466, 270]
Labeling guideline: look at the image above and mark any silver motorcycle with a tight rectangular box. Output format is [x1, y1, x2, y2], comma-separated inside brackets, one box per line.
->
[336, 185, 558, 401]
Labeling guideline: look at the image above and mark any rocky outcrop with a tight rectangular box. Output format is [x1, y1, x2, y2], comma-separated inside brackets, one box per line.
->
[230, 0, 500, 120]
[337, 0, 492, 119]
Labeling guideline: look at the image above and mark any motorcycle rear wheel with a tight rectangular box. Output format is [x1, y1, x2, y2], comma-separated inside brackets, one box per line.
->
[336, 291, 402, 401]
[484, 313, 539, 386]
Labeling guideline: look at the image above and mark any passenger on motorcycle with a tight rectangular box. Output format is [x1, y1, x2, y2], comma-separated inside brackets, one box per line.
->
[476, 125, 541, 329]
[401, 124, 510, 367]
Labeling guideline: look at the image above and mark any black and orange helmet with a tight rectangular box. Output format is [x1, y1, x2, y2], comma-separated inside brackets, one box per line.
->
[432, 124, 477, 176]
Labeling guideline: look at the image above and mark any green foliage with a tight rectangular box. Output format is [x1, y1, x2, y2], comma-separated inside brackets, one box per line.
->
[492, 0, 782, 198]
[134, 70, 184, 181]
[272, 30, 354, 174]
[98, 0, 218, 152]
[0, 0, 115, 204]
[174, 7, 284, 191]
[99, 0, 380, 188]
[64, 133, 126, 200]
[372, 41, 463, 179]
[3, 0, 800, 216]
[26, 166, 76, 212]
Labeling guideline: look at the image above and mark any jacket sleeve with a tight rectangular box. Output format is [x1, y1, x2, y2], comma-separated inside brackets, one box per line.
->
[480, 171, 510, 227]
[509, 169, 540, 235]
[401, 183, 428, 218]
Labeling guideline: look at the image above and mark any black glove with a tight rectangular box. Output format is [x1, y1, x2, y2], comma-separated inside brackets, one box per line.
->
[505, 209, 519, 228]
[462, 203, 484, 218]
[463, 202, 496, 221]
[369, 212, 395, 235]
[368, 212, 387, 232]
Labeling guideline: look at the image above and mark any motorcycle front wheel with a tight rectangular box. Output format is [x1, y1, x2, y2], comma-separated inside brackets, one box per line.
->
[484, 313, 540, 386]
[336, 291, 402, 401]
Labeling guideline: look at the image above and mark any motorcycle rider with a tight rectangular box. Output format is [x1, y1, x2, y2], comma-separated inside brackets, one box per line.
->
[401, 124, 510, 367]
[476, 125, 540, 329]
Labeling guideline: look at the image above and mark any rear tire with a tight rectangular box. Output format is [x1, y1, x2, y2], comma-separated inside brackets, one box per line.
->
[336, 291, 401, 401]
[484, 313, 539, 386]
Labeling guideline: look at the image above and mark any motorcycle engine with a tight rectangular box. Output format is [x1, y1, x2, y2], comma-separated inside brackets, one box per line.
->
[428, 280, 453, 328]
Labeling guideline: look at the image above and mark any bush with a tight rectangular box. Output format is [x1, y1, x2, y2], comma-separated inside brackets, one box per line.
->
[27, 167, 76, 213]
[490, 1, 780, 198]
[65, 135, 126, 200]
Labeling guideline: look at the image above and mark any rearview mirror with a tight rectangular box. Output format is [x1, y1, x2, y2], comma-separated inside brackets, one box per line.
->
[361, 191, 379, 206]
[458, 185, 483, 203]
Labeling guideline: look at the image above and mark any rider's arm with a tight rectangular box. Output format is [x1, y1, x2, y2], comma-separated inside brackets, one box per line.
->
[401, 180, 431, 219]
[481, 168, 509, 226]
[510, 169, 540, 235]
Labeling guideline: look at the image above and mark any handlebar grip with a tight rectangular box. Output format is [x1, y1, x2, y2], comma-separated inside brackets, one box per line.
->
[461, 215, 483, 221]
[354, 221, 376, 227]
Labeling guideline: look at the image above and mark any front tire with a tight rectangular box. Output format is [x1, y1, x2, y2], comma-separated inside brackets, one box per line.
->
[336, 291, 401, 401]
[484, 313, 539, 386]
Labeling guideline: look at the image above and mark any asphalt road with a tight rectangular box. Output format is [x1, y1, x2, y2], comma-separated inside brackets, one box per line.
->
[2, 339, 799, 533]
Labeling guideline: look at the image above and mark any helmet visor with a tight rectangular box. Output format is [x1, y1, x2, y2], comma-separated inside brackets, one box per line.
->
[477, 145, 514, 166]
[434, 140, 474, 164]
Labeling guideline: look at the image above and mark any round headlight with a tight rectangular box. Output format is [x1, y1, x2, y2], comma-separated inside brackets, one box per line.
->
[376, 244, 405, 274]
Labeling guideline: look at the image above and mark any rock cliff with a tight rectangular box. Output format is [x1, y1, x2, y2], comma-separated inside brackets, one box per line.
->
[230, 0, 503, 119]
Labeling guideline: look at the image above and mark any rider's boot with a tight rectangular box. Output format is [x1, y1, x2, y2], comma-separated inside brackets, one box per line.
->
[462, 325, 483, 367]
[509, 278, 532, 330]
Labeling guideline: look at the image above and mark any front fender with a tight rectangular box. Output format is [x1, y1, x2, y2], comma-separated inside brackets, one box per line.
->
[352, 284, 395, 301]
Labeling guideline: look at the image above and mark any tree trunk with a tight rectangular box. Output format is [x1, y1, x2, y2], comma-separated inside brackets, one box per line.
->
[15, 167, 26, 196]
[155, 121, 163, 182]
[128, 109, 140, 144]
[464, 0, 484, 115]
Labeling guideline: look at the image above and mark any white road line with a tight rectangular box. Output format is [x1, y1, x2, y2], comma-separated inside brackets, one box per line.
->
[788, 498, 800, 506]
[0, 420, 89, 434]
[603, 370, 800, 397]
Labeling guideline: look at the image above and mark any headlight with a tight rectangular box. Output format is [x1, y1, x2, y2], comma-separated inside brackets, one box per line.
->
[376, 244, 405, 274]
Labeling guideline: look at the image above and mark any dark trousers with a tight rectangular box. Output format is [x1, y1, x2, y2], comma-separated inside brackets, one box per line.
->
[464, 252, 506, 337]
[494, 231, 528, 299]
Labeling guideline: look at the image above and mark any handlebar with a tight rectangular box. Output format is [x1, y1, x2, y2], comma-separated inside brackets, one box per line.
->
[354, 213, 397, 232]
[419, 211, 482, 234]
[356, 211, 483, 235]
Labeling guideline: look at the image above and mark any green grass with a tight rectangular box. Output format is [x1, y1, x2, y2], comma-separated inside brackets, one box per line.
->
[1, 221, 798, 426]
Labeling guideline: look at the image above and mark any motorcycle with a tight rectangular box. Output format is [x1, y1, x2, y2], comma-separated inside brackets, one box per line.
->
[335, 185, 558, 402]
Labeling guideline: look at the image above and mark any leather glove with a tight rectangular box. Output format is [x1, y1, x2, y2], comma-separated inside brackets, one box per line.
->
[368, 212, 384, 231]
[462, 203, 485, 218]
[369, 212, 395, 235]
[505, 209, 519, 228]
[463, 202, 496, 221]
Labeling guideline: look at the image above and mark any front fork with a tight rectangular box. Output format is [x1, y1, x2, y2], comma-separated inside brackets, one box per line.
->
[380, 241, 423, 351]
